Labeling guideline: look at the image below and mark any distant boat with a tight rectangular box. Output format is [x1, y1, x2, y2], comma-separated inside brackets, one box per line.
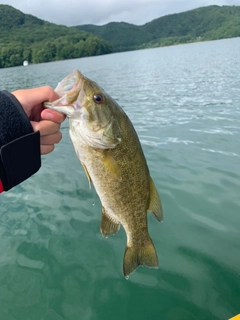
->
[23, 61, 29, 66]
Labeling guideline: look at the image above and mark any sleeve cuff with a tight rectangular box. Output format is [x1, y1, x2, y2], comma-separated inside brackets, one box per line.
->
[0, 90, 33, 146]
[0, 131, 41, 192]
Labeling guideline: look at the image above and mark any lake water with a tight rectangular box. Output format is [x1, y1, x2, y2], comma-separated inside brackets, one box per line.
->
[0, 38, 240, 320]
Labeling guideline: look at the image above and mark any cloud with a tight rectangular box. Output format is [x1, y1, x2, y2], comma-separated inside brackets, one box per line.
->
[0, 0, 239, 26]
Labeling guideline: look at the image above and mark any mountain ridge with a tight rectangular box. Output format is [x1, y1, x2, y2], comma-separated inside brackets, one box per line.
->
[0, 4, 113, 68]
[74, 5, 240, 51]
[0, 5, 239, 68]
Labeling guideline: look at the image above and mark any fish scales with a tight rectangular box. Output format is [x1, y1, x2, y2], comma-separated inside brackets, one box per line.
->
[44, 69, 163, 277]
[70, 108, 150, 241]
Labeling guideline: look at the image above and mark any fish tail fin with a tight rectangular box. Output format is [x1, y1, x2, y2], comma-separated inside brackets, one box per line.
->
[123, 238, 158, 278]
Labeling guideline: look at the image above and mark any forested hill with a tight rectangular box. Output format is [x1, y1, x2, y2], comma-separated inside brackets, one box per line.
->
[0, 5, 240, 69]
[0, 5, 113, 68]
[75, 5, 240, 51]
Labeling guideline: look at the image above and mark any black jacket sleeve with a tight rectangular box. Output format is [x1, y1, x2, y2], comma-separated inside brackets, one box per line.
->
[0, 90, 41, 192]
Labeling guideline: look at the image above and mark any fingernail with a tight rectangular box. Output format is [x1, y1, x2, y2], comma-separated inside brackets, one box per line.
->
[44, 112, 53, 120]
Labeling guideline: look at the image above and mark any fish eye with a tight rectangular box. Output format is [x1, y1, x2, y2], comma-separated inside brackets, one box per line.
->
[93, 93, 104, 104]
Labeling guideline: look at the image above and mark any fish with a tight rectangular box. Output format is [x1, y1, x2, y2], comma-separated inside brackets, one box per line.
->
[44, 69, 163, 278]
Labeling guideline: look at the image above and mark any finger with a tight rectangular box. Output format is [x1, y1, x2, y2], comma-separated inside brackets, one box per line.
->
[12, 86, 59, 110]
[41, 109, 66, 124]
[40, 131, 62, 145]
[41, 144, 55, 155]
[31, 120, 60, 136]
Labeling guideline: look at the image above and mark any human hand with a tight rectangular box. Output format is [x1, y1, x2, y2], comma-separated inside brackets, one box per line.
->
[12, 86, 66, 155]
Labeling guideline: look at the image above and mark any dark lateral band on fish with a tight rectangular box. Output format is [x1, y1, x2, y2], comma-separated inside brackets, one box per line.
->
[44, 69, 163, 278]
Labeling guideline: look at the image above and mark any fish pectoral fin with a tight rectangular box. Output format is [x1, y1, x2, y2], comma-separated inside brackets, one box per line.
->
[123, 237, 159, 278]
[100, 207, 120, 237]
[148, 177, 163, 222]
[103, 151, 121, 179]
[81, 162, 92, 189]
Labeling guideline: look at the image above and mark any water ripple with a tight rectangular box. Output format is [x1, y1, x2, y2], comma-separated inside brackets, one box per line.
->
[0, 38, 240, 320]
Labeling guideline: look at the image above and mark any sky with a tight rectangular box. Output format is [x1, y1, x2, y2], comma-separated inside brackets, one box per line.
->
[0, 0, 239, 26]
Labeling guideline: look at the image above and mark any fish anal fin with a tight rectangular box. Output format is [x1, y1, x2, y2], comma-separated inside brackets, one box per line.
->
[123, 238, 159, 278]
[101, 207, 120, 237]
[148, 177, 163, 222]
[81, 162, 92, 189]
[103, 151, 122, 179]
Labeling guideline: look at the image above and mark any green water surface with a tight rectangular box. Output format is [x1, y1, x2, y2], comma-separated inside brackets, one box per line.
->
[0, 38, 240, 320]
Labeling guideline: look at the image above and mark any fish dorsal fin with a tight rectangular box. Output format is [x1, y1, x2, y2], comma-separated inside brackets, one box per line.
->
[148, 177, 163, 222]
[101, 207, 120, 237]
[81, 162, 92, 189]
[103, 150, 122, 179]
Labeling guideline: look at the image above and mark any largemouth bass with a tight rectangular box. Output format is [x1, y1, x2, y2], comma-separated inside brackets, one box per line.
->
[45, 69, 163, 278]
